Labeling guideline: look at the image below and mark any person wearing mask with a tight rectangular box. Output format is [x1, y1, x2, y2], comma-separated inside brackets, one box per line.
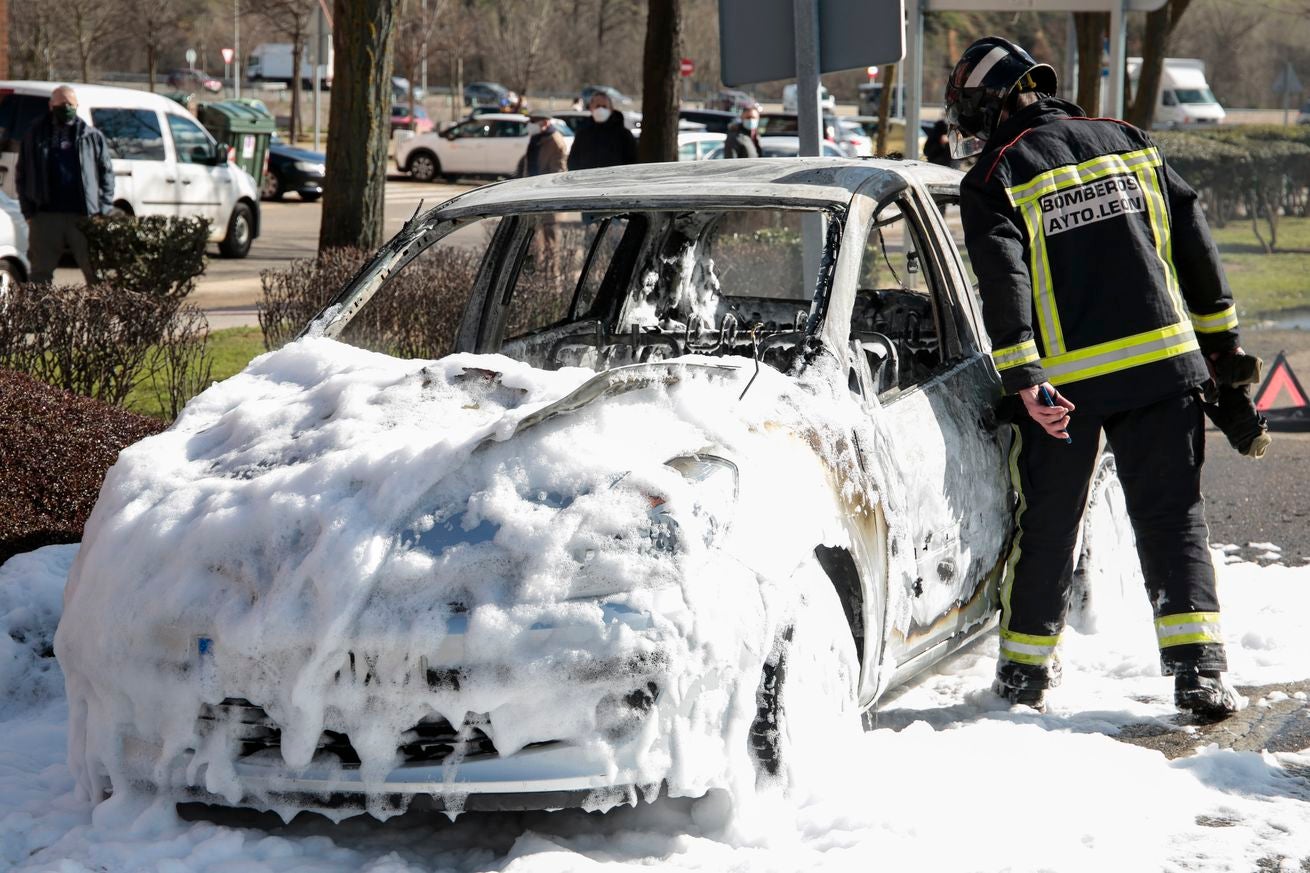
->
[723, 105, 762, 159]
[566, 92, 637, 171]
[517, 112, 568, 178]
[946, 36, 1254, 719]
[16, 85, 115, 284]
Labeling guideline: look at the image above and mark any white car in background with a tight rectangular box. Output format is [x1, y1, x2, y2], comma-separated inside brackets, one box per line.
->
[836, 120, 874, 157]
[676, 130, 725, 161]
[0, 190, 28, 282]
[702, 136, 846, 160]
[396, 114, 573, 182]
[0, 81, 262, 258]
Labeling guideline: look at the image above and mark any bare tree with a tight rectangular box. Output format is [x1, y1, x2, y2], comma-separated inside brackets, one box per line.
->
[115, 0, 190, 91]
[637, 0, 681, 163]
[1126, 0, 1193, 129]
[258, 0, 315, 142]
[68, 0, 116, 82]
[10, 2, 62, 80]
[395, 0, 448, 129]
[480, 0, 558, 97]
[319, 0, 399, 251]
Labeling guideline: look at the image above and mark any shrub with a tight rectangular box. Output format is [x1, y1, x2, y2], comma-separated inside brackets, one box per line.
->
[0, 368, 165, 563]
[259, 245, 486, 359]
[82, 214, 209, 299]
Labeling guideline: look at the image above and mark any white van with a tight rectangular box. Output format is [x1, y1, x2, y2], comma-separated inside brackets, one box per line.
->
[247, 43, 333, 89]
[0, 82, 261, 258]
[782, 83, 836, 113]
[1127, 57, 1225, 129]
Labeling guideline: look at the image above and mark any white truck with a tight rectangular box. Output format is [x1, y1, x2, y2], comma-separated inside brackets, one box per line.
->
[246, 42, 333, 90]
[1127, 57, 1225, 129]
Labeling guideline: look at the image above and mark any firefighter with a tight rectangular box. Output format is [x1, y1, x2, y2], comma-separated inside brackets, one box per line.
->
[946, 37, 1249, 718]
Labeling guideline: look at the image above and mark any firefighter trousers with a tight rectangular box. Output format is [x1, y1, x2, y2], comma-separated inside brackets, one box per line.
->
[996, 390, 1227, 691]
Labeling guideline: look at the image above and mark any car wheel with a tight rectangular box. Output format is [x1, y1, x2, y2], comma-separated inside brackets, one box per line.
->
[1068, 451, 1142, 632]
[749, 557, 861, 786]
[299, 191, 321, 203]
[0, 258, 24, 287]
[218, 203, 254, 259]
[261, 171, 283, 201]
[110, 201, 134, 218]
[408, 150, 440, 182]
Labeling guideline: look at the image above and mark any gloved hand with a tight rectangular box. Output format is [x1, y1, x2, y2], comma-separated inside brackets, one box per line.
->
[1202, 349, 1271, 459]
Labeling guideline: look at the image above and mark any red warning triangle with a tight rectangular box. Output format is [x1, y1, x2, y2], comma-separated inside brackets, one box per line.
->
[1254, 351, 1308, 411]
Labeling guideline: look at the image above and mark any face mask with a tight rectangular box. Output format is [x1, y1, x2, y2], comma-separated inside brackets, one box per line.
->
[591, 107, 612, 123]
[530, 121, 546, 135]
[53, 104, 77, 124]
[742, 117, 759, 131]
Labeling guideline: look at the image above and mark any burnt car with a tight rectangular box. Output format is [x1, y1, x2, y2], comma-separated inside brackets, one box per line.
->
[57, 158, 1133, 820]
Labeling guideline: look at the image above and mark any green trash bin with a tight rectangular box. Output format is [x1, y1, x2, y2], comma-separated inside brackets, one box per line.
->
[195, 100, 276, 182]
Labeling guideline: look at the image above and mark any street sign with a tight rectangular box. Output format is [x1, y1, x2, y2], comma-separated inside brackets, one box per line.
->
[221, 47, 235, 65]
[680, 58, 695, 77]
[1273, 64, 1303, 95]
[719, 0, 904, 86]
[186, 48, 197, 67]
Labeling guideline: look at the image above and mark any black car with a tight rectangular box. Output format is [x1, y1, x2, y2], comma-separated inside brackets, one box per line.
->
[677, 108, 739, 134]
[464, 81, 510, 107]
[262, 138, 325, 202]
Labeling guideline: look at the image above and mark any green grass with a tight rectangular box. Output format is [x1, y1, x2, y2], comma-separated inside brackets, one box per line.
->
[1211, 216, 1310, 319]
[125, 326, 267, 421]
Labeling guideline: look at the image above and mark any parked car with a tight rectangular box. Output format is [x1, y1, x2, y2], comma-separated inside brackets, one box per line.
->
[464, 81, 511, 107]
[0, 81, 261, 257]
[1300, 100, 1310, 125]
[676, 130, 726, 160]
[677, 108, 739, 134]
[782, 83, 836, 112]
[167, 68, 223, 94]
[390, 104, 433, 135]
[395, 113, 572, 182]
[758, 111, 843, 148]
[703, 89, 756, 112]
[0, 189, 28, 282]
[59, 157, 1136, 818]
[579, 84, 632, 107]
[835, 120, 873, 157]
[261, 136, 324, 202]
[391, 76, 426, 103]
[701, 136, 847, 159]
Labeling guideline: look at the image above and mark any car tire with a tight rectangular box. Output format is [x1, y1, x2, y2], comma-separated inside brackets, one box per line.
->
[110, 201, 134, 218]
[299, 191, 321, 203]
[261, 171, 283, 201]
[408, 150, 440, 183]
[749, 557, 861, 786]
[218, 202, 254, 259]
[1068, 451, 1141, 632]
[0, 257, 24, 286]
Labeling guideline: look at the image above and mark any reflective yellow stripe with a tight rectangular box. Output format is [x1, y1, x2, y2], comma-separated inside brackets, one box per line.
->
[1018, 199, 1065, 354]
[999, 425, 1025, 641]
[1155, 612, 1224, 648]
[1000, 628, 1060, 647]
[1006, 147, 1162, 206]
[998, 648, 1051, 666]
[992, 340, 1041, 371]
[1041, 322, 1199, 386]
[1191, 306, 1239, 334]
[1134, 165, 1189, 326]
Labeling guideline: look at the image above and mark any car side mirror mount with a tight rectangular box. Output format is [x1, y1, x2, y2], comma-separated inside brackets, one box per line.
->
[210, 142, 230, 165]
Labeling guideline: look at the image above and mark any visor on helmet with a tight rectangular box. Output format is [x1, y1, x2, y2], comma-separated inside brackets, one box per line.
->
[948, 126, 985, 161]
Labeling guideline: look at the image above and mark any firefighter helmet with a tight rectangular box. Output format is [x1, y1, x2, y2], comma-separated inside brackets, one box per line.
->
[944, 37, 1058, 159]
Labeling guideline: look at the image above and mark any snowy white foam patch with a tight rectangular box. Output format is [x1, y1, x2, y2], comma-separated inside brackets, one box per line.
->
[0, 544, 77, 720]
[53, 338, 869, 820]
[5, 544, 1310, 869]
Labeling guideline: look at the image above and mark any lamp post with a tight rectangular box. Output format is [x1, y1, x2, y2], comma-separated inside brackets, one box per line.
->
[234, 0, 241, 100]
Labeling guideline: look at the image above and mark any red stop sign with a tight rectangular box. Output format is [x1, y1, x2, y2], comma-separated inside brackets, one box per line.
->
[680, 58, 694, 77]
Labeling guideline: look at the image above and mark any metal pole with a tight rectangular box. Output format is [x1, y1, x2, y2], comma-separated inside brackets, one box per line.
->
[1108, 0, 1126, 118]
[904, 0, 923, 159]
[793, 0, 823, 288]
[1065, 13, 1077, 102]
[420, 0, 429, 96]
[313, 4, 321, 150]
[234, 0, 241, 100]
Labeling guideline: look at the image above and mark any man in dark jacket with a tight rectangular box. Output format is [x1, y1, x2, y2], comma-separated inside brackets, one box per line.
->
[566, 92, 637, 171]
[723, 104, 761, 159]
[947, 37, 1249, 719]
[16, 85, 115, 284]
[517, 113, 569, 178]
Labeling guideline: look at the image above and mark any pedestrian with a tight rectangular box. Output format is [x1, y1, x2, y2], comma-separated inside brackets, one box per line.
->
[16, 85, 115, 285]
[517, 112, 568, 178]
[566, 91, 637, 172]
[723, 104, 762, 159]
[946, 36, 1251, 719]
[922, 118, 955, 166]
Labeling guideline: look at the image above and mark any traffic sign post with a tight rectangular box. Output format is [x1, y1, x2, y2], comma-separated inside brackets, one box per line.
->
[186, 48, 197, 68]
[1274, 62, 1303, 126]
[680, 58, 694, 77]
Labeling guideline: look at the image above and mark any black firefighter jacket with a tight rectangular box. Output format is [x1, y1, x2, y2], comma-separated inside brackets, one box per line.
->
[961, 97, 1239, 414]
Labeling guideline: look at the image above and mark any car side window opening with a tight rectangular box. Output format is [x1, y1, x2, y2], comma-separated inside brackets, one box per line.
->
[493, 121, 527, 138]
[166, 114, 213, 163]
[455, 121, 493, 138]
[851, 198, 951, 397]
[91, 108, 166, 161]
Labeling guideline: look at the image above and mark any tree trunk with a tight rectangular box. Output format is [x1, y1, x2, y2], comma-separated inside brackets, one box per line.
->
[875, 64, 896, 156]
[1074, 12, 1105, 114]
[290, 40, 303, 142]
[637, 0, 681, 163]
[319, 0, 398, 252]
[147, 44, 157, 92]
[1126, 0, 1191, 129]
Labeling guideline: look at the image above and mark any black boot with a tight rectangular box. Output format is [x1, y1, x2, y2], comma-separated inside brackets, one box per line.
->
[1174, 670, 1240, 719]
[992, 678, 1047, 713]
